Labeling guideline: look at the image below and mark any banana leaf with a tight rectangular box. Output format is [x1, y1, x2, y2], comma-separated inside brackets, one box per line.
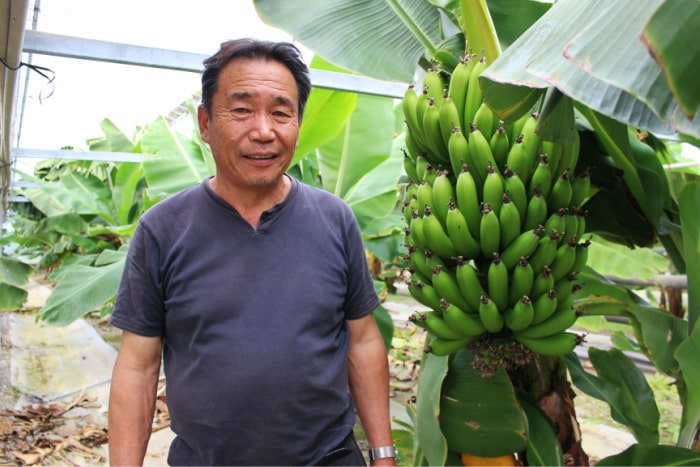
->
[585, 235, 669, 280]
[0, 257, 33, 311]
[414, 348, 449, 466]
[596, 443, 700, 466]
[675, 325, 700, 448]
[516, 390, 564, 467]
[316, 93, 402, 232]
[679, 182, 700, 331]
[439, 346, 528, 457]
[564, 348, 660, 445]
[38, 248, 127, 326]
[481, 0, 700, 140]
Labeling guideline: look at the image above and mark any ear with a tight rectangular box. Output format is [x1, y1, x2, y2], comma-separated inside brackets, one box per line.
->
[197, 105, 210, 143]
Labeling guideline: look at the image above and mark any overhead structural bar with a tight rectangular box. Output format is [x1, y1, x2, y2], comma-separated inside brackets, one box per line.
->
[22, 30, 407, 99]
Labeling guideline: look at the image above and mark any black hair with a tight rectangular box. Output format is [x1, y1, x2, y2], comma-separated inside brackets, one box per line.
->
[200, 38, 311, 122]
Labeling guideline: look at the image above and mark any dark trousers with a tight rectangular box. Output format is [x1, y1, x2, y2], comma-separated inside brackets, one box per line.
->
[317, 432, 367, 466]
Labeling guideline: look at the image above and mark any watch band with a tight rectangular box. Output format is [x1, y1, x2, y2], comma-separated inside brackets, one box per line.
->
[368, 445, 397, 462]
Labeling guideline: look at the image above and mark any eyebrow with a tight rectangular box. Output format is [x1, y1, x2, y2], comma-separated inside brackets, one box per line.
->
[228, 91, 295, 110]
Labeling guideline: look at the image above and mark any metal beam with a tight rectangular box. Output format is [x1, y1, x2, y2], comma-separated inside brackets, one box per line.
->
[22, 30, 407, 99]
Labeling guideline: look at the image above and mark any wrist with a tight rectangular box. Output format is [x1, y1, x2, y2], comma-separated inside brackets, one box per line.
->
[368, 445, 397, 463]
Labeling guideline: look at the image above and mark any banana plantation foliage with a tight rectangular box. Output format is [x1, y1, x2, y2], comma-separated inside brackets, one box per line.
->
[2, 0, 700, 465]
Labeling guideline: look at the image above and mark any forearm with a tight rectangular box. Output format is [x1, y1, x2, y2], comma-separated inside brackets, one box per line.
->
[108, 333, 162, 466]
[348, 321, 395, 465]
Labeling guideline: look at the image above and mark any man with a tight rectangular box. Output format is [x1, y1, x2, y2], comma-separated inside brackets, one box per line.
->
[108, 38, 396, 466]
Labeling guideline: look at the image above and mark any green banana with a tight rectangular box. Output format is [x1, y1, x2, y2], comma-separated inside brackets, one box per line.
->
[549, 238, 578, 282]
[415, 154, 429, 182]
[489, 122, 510, 169]
[473, 101, 495, 141]
[408, 244, 431, 280]
[408, 210, 427, 251]
[523, 185, 548, 231]
[455, 257, 485, 313]
[432, 170, 454, 228]
[544, 209, 567, 236]
[548, 169, 573, 212]
[408, 280, 442, 312]
[439, 92, 462, 151]
[560, 209, 579, 246]
[528, 153, 553, 200]
[478, 294, 504, 333]
[519, 113, 540, 177]
[514, 331, 582, 357]
[446, 201, 481, 260]
[505, 136, 532, 188]
[423, 98, 451, 165]
[448, 125, 469, 176]
[531, 265, 555, 300]
[440, 299, 486, 338]
[479, 203, 501, 258]
[432, 265, 472, 313]
[482, 163, 505, 216]
[402, 84, 428, 151]
[504, 295, 534, 332]
[420, 310, 464, 340]
[455, 166, 482, 239]
[499, 193, 521, 248]
[530, 289, 558, 324]
[447, 55, 474, 126]
[416, 180, 434, 213]
[487, 253, 509, 312]
[517, 305, 578, 339]
[403, 149, 421, 185]
[423, 66, 446, 104]
[468, 122, 497, 185]
[508, 257, 534, 307]
[571, 167, 591, 207]
[422, 206, 459, 260]
[500, 226, 546, 270]
[570, 237, 591, 275]
[425, 249, 447, 275]
[575, 208, 587, 241]
[426, 335, 474, 356]
[528, 229, 560, 275]
[541, 139, 562, 179]
[463, 54, 487, 130]
[416, 85, 430, 141]
[503, 167, 528, 224]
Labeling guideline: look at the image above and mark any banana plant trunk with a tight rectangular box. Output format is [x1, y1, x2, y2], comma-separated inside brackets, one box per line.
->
[508, 356, 590, 465]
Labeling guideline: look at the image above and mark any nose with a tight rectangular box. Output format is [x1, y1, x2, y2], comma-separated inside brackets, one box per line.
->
[250, 113, 275, 141]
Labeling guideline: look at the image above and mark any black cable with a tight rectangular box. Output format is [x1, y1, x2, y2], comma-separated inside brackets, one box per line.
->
[0, 58, 55, 102]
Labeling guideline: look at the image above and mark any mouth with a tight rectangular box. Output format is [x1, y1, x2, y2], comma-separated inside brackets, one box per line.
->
[244, 153, 277, 160]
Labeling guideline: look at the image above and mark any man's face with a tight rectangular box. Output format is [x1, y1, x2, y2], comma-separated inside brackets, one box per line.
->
[198, 57, 300, 191]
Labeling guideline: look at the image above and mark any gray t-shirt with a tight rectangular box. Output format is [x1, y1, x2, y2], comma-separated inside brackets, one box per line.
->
[110, 177, 380, 465]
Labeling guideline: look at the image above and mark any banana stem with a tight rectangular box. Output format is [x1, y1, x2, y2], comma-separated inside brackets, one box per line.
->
[459, 0, 501, 63]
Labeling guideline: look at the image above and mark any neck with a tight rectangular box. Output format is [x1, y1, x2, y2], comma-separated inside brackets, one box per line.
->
[209, 175, 291, 227]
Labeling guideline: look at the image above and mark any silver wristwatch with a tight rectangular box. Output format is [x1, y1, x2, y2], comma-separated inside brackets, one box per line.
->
[368, 445, 397, 462]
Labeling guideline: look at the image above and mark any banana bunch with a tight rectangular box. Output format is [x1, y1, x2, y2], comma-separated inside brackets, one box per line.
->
[402, 54, 590, 360]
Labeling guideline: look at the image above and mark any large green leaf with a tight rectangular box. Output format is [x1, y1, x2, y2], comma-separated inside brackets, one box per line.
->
[254, 0, 443, 82]
[679, 182, 700, 332]
[596, 444, 700, 466]
[439, 346, 527, 457]
[586, 235, 669, 280]
[0, 283, 28, 311]
[516, 391, 563, 467]
[0, 257, 33, 287]
[414, 349, 449, 466]
[20, 172, 115, 224]
[141, 116, 211, 197]
[641, 0, 700, 119]
[675, 325, 700, 448]
[111, 162, 145, 225]
[38, 248, 127, 326]
[481, 0, 700, 139]
[626, 305, 688, 375]
[565, 348, 660, 445]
